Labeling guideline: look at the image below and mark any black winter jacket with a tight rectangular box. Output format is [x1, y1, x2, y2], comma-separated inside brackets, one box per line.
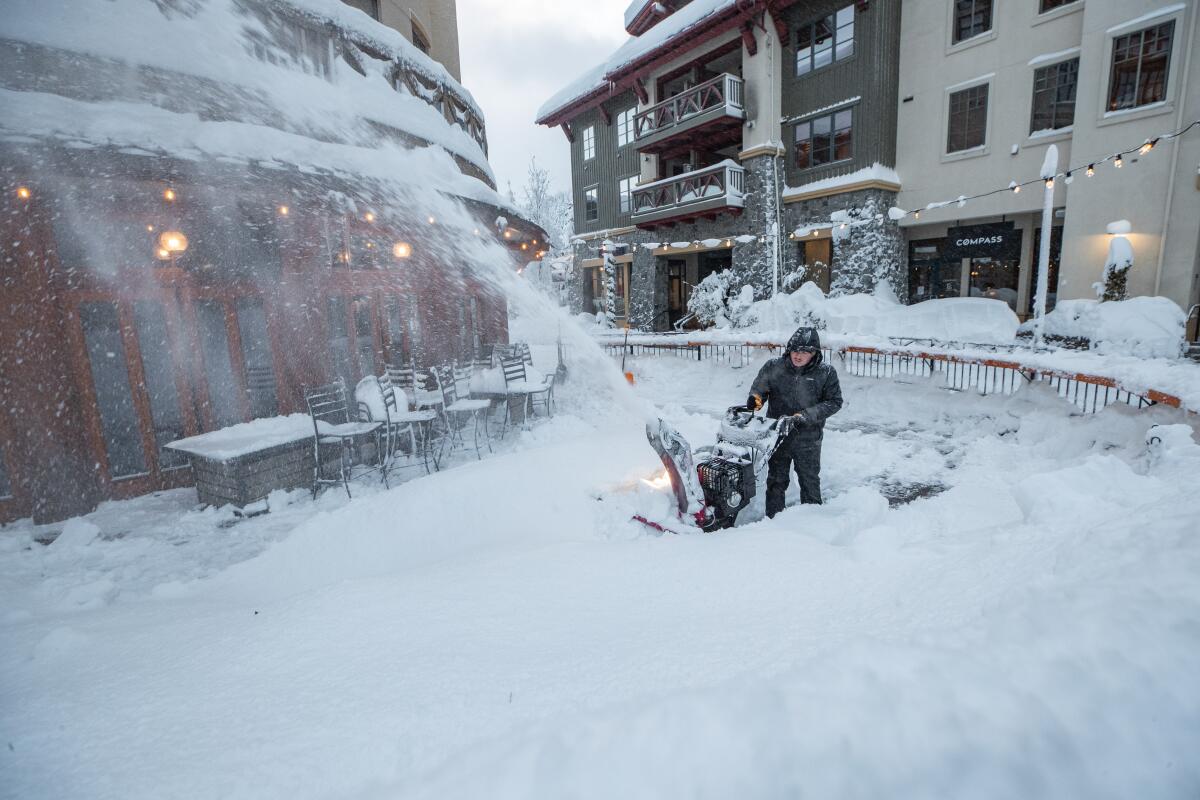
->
[749, 351, 844, 441]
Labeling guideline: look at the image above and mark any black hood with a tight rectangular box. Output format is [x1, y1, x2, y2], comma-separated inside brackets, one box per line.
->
[785, 327, 821, 353]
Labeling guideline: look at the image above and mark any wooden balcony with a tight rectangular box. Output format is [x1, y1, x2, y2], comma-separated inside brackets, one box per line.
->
[631, 161, 745, 228]
[633, 74, 745, 157]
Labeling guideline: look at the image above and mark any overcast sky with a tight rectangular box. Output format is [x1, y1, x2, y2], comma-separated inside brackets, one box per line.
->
[457, 0, 630, 199]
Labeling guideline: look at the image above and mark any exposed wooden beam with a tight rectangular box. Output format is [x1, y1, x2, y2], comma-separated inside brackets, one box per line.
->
[633, 79, 650, 106]
[560, 122, 574, 143]
[740, 23, 758, 56]
[598, 105, 612, 126]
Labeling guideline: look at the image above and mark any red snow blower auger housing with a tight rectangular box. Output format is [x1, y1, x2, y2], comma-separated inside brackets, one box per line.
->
[640, 407, 795, 532]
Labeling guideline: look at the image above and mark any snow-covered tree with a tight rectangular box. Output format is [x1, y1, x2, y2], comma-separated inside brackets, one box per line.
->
[519, 157, 574, 250]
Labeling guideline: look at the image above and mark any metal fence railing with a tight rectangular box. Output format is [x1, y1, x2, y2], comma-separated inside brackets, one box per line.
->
[606, 341, 1181, 415]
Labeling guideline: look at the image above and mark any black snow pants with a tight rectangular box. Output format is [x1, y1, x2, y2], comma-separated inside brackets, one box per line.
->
[766, 432, 822, 516]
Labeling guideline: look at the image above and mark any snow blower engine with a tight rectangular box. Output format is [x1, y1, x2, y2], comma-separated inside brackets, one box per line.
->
[642, 407, 794, 532]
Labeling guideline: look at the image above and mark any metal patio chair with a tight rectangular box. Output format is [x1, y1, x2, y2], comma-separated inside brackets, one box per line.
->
[367, 373, 441, 475]
[435, 364, 492, 459]
[304, 378, 383, 499]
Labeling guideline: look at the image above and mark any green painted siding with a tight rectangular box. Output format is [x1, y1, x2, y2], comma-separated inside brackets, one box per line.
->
[568, 90, 641, 233]
[780, 0, 901, 186]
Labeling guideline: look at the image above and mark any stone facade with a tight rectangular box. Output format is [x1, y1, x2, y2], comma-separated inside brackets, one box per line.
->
[568, 179, 906, 330]
[782, 187, 905, 297]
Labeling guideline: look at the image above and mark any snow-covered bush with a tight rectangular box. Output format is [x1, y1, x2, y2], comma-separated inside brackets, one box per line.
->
[1031, 296, 1186, 358]
[688, 269, 738, 328]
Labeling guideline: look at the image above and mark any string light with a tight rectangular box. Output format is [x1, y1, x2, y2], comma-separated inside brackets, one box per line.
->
[156, 247, 171, 260]
[277, 205, 289, 216]
[1086, 164, 1095, 177]
[163, 188, 176, 201]
[503, 230, 512, 238]
[914, 210, 920, 220]
[1139, 139, 1157, 155]
[16, 186, 31, 200]
[1010, 181, 1021, 194]
[1044, 178, 1054, 189]
[1064, 171, 1073, 185]
[427, 215, 436, 224]
[146, 224, 154, 232]
[364, 212, 375, 222]
[392, 242, 412, 259]
[1114, 154, 1123, 168]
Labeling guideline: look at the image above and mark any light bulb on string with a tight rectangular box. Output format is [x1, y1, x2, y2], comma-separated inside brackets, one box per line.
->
[1139, 139, 1157, 155]
[914, 210, 920, 220]
[1064, 171, 1073, 185]
[1045, 178, 1054, 189]
[16, 186, 31, 200]
[1114, 154, 1123, 168]
[1010, 181, 1021, 194]
[364, 212, 375, 222]
[1086, 164, 1095, 177]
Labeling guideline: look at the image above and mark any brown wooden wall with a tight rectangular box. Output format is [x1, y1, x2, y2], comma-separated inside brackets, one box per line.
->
[0, 175, 522, 524]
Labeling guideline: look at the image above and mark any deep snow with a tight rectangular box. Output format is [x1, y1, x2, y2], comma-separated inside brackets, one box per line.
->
[2, 352, 1199, 799]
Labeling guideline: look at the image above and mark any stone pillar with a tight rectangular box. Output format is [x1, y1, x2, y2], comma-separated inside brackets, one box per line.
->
[828, 189, 905, 297]
[733, 151, 785, 299]
[628, 246, 667, 330]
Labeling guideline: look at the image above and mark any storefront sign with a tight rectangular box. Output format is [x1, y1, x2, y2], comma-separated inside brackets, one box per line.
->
[944, 222, 1021, 260]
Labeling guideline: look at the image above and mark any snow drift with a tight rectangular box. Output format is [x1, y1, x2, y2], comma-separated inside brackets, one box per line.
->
[1029, 297, 1186, 358]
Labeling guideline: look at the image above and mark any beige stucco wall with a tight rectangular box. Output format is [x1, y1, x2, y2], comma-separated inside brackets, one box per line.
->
[376, 0, 462, 81]
[895, 0, 1199, 312]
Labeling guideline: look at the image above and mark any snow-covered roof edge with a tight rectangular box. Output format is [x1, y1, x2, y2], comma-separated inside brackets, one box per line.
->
[783, 164, 902, 200]
[536, 0, 741, 124]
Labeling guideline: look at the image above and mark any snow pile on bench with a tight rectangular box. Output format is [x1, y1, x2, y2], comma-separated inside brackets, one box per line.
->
[1028, 297, 1186, 358]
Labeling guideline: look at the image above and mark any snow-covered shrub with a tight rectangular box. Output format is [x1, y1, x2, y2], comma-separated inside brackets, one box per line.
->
[688, 269, 736, 328]
[1096, 222, 1134, 302]
[1032, 296, 1186, 358]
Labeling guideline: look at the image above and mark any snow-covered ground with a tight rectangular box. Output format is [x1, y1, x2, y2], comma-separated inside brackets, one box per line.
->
[2, 351, 1199, 799]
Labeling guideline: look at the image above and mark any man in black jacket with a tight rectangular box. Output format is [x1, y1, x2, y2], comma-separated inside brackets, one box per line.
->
[747, 327, 843, 516]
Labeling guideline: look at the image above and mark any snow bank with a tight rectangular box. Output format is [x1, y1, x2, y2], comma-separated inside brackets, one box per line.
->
[743, 283, 1020, 345]
[782, 163, 901, 200]
[1030, 297, 1186, 358]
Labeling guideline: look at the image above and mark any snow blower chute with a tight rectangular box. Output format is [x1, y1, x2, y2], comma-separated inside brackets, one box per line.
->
[639, 407, 795, 533]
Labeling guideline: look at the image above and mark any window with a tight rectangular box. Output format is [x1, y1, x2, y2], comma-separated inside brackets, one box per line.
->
[235, 299, 279, 420]
[133, 302, 188, 468]
[1039, 0, 1077, 12]
[947, 83, 989, 153]
[1108, 21, 1175, 112]
[616, 108, 636, 147]
[796, 5, 854, 76]
[1030, 58, 1078, 133]
[618, 176, 637, 214]
[584, 186, 599, 222]
[794, 108, 853, 169]
[953, 0, 992, 44]
[353, 296, 375, 376]
[326, 296, 354, 387]
[411, 21, 431, 55]
[195, 300, 244, 429]
[342, 0, 380, 21]
[80, 302, 147, 478]
[582, 126, 596, 160]
[385, 296, 409, 363]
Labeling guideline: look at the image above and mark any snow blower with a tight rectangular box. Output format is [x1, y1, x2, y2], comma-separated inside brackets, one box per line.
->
[638, 407, 795, 533]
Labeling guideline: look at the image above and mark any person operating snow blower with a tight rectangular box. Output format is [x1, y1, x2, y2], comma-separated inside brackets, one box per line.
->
[746, 327, 843, 516]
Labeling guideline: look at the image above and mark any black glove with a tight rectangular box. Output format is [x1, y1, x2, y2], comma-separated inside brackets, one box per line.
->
[746, 394, 763, 411]
[793, 409, 813, 425]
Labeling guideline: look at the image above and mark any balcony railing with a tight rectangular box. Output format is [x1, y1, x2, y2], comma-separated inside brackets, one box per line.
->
[631, 161, 745, 226]
[633, 74, 745, 153]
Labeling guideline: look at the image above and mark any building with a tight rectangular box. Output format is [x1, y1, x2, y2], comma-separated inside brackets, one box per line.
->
[895, 0, 1199, 319]
[0, 0, 543, 523]
[536, 0, 903, 329]
[341, 0, 462, 80]
[542, 0, 1199, 331]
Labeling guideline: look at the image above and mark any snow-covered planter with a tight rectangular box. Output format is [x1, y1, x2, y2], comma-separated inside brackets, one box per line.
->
[1029, 297, 1187, 359]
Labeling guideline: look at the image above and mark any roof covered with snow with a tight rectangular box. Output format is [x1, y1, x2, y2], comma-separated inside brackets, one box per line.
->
[0, 0, 508, 209]
[537, 0, 742, 124]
